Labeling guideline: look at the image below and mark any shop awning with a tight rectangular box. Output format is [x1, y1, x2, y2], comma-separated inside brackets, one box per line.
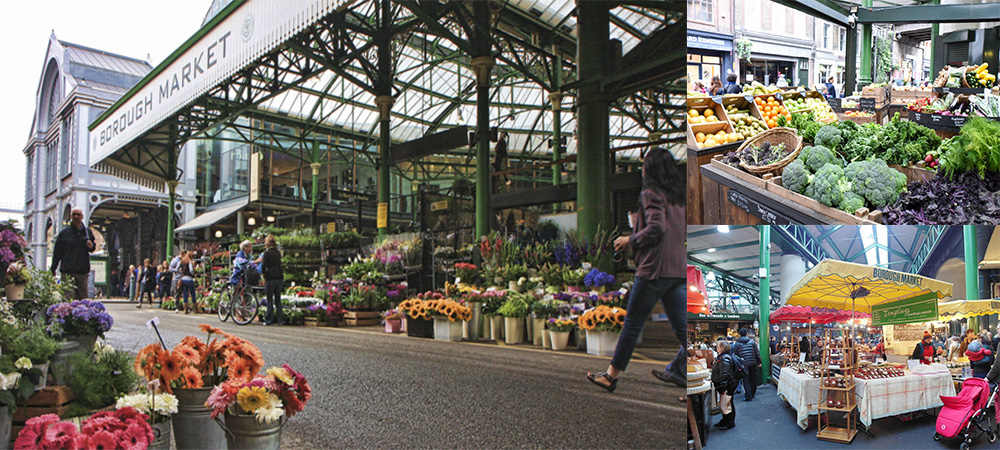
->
[173, 198, 248, 233]
[938, 299, 1000, 321]
[688, 265, 710, 315]
[979, 228, 1000, 270]
[784, 260, 953, 314]
[769, 305, 871, 325]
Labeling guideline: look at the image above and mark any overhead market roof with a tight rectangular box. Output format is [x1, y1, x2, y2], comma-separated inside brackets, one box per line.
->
[87, 0, 684, 188]
[784, 259, 953, 314]
[978, 227, 1000, 270]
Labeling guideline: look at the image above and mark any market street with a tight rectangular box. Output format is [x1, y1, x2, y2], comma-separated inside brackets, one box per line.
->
[102, 303, 683, 449]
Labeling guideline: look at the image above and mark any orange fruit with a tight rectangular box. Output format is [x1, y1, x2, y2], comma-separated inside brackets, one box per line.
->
[767, 96, 775, 103]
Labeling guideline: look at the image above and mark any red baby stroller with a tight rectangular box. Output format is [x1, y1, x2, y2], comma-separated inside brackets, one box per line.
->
[933, 377, 999, 450]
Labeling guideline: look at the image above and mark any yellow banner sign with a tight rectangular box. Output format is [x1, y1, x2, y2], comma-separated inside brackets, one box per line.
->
[377, 203, 388, 228]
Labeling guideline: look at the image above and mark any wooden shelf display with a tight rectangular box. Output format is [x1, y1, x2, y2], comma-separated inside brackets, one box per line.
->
[817, 330, 858, 444]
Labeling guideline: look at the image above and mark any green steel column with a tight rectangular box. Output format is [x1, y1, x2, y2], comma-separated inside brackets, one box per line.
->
[551, 46, 564, 186]
[930, 0, 940, 77]
[859, 0, 874, 87]
[576, 1, 611, 236]
[845, 24, 859, 95]
[376, 95, 393, 240]
[759, 225, 771, 383]
[964, 225, 979, 301]
[472, 56, 494, 238]
[166, 180, 177, 257]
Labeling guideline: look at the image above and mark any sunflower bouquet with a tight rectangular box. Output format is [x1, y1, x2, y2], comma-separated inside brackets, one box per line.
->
[205, 365, 311, 424]
[423, 299, 472, 322]
[547, 318, 576, 332]
[577, 305, 627, 333]
[134, 325, 264, 392]
[398, 298, 429, 320]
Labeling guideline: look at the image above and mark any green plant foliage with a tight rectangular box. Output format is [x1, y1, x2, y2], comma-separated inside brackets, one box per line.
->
[11, 326, 60, 364]
[497, 294, 532, 318]
[68, 350, 140, 410]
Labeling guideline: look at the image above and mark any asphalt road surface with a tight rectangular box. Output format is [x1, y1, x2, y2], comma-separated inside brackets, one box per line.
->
[103, 303, 685, 449]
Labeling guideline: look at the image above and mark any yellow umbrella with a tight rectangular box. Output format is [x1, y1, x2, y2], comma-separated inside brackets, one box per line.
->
[785, 260, 953, 314]
[938, 299, 1000, 321]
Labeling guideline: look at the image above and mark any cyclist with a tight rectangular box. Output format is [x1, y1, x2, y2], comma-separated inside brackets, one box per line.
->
[231, 240, 263, 293]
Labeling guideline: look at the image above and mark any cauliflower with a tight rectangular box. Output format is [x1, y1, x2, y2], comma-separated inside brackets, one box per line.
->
[814, 125, 843, 151]
[804, 145, 840, 172]
[782, 159, 813, 194]
[848, 158, 907, 207]
[809, 163, 852, 207]
[839, 192, 866, 214]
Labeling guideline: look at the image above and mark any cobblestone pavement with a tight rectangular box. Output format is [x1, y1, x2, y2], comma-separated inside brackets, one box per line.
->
[103, 303, 685, 449]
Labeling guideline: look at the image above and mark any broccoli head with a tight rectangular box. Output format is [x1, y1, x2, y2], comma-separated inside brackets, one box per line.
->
[809, 163, 852, 207]
[804, 145, 840, 172]
[849, 158, 907, 207]
[839, 192, 866, 214]
[782, 159, 813, 194]
[814, 125, 843, 150]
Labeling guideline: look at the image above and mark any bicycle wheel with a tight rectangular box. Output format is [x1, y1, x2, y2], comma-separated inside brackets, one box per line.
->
[231, 292, 259, 325]
[217, 290, 232, 322]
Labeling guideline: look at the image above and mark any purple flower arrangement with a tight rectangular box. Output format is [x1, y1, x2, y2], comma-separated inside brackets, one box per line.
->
[46, 299, 113, 338]
[584, 269, 615, 289]
[554, 242, 581, 267]
[0, 224, 27, 266]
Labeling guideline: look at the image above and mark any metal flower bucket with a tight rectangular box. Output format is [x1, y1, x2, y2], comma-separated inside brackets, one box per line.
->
[148, 418, 172, 450]
[217, 412, 286, 450]
[173, 388, 226, 450]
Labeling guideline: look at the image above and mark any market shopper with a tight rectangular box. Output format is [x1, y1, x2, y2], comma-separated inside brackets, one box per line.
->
[178, 252, 197, 314]
[724, 74, 742, 94]
[710, 341, 740, 430]
[911, 331, 937, 364]
[799, 335, 811, 359]
[136, 258, 156, 308]
[733, 328, 761, 401]
[810, 338, 824, 362]
[586, 147, 685, 392]
[49, 208, 96, 299]
[967, 339, 994, 379]
[825, 77, 837, 98]
[169, 252, 184, 300]
[260, 235, 284, 326]
[708, 76, 724, 96]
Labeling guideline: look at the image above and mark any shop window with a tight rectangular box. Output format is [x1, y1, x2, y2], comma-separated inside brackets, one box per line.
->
[823, 24, 831, 50]
[839, 29, 846, 52]
[59, 116, 72, 178]
[688, 0, 713, 23]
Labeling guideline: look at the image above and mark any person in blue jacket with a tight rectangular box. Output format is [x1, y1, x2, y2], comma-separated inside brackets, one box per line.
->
[231, 240, 263, 287]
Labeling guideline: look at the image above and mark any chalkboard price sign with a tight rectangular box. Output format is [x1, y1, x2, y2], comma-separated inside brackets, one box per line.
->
[827, 97, 842, 113]
[726, 189, 798, 225]
[859, 97, 877, 112]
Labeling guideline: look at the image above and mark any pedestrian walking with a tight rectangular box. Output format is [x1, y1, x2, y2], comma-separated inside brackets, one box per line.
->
[49, 207, 96, 299]
[125, 264, 136, 302]
[136, 258, 156, 308]
[169, 252, 184, 306]
[733, 328, 762, 401]
[260, 235, 284, 326]
[158, 261, 171, 304]
[586, 147, 685, 392]
[711, 340, 740, 430]
[178, 252, 196, 314]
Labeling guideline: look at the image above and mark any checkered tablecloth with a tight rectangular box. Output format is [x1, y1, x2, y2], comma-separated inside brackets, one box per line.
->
[854, 372, 955, 427]
[776, 367, 821, 430]
[777, 368, 956, 429]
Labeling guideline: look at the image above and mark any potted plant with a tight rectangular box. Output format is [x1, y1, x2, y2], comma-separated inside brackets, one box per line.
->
[0, 221, 27, 287]
[382, 309, 403, 333]
[454, 263, 478, 287]
[562, 268, 587, 293]
[116, 391, 179, 450]
[476, 291, 507, 341]
[539, 263, 565, 294]
[11, 326, 59, 390]
[536, 220, 560, 241]
[584, 268, 616, 294]
[504, 264, 529, 293]
[0, 366, 24, 445]
[16, 268, 71, 324]
[547, 318, 576, 351]
[326, 301, 346, 326]
[46, 299, 114, 355]
[578, 305, 627, 356]
[3, 262, 30, 301]
[531, 299, 563, 348]
[497, 294, 531, 345]
[423, 299, 471, 342]
[284, 309, 305, 326]
[206, 365, 311, 450]
[303, 304, 329, 327]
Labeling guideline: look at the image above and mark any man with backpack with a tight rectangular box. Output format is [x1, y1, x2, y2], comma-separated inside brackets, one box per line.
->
[733, 328, 762, 401]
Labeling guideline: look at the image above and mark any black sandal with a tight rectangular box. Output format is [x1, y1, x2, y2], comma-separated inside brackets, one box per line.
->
[587, 372, 618, 393]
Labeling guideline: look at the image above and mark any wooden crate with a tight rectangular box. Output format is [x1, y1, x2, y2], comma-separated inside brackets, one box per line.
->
[861, 85, 889, 106]
[11, 386, 76, 438]
[686, 96, 735, 149]
[766, 177, 882, 224]
[837, 112, 876, 125]
[708, 155, 770, 189]
[345, 318, 380, 326]
[344, 310, 380, 320]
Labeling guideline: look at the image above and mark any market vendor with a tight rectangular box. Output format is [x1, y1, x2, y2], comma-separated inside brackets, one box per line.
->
[911, 331, 936, 364]
[874, 338, 886, 361]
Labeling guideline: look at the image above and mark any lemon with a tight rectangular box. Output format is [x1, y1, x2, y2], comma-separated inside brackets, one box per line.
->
[689, 109, 700, 117]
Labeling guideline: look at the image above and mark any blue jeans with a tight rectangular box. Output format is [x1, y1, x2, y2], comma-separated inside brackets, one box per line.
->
[180, 279, 196, 305]
[610, 277, 686, 379]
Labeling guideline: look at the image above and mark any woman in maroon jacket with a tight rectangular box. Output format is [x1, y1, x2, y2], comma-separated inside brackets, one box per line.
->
[587, 147, 686, 392]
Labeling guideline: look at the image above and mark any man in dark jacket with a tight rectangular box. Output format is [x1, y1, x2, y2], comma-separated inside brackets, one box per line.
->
[50, 207, 95, 299]
[724, 74, 743, 94]
[733, 328, 762, 401]
[711, 341, 740, 429]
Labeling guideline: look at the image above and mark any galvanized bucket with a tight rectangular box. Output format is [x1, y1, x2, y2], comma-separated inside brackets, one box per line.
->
[148, 418, 172, 450]
[50, 341, 80, 386]
[173, 388, 226, 450]
[217, 412, 285, 450]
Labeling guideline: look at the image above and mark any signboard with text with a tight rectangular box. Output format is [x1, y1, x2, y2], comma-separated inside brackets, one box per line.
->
[687, 312, 757, 322]
[872, 294, 939, 326]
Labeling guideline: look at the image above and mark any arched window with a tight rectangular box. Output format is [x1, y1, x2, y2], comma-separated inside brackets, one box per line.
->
[46, 74, 61, 128]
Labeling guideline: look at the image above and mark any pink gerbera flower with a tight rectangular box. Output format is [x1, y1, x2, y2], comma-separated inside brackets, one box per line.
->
[118, 423, 151, 450]
[81, 416, 116, 435]
[41, 421, 78, 450]
[83, 430, 117, 450]
[13, 426, 46, 450]
[206, 385, 233, 419]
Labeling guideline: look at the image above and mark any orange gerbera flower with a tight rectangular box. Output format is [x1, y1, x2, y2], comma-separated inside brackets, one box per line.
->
[181, 336, 208, 354]
[227, 356, 252, 383]
[135, 343, 163, 378]
[200, 324, 222, 336]
[173, 344, 201, 367]
[181, 366, 204, 388]
[160, 350, 184, 382]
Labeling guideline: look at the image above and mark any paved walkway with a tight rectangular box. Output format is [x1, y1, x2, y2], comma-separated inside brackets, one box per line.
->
[704, 382, 990, 450]
[103, 303, 684, 448]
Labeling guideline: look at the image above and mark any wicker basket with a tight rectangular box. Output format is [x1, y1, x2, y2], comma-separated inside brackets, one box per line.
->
[737, 127, 804, 176]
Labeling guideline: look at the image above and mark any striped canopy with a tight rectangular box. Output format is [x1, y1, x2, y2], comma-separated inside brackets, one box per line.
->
[784, 260, 953, 315]
[769, 305, 871, 325]
[938, 299, 1000, 321]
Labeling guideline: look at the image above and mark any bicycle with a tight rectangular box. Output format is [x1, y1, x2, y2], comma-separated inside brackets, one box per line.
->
[218, 273, 265, 325]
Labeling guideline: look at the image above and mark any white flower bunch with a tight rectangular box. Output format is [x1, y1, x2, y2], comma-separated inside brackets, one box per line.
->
[94, 341, 115, 361]
[14, 357, 32, 370]
[116, 393, 179, 417]
[255, 393, 284, 424]
[0, 372, 20, 390]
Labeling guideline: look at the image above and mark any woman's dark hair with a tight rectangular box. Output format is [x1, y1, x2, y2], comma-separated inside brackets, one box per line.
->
[643, 147, 684, 205]
[710, 75, 722, 92]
